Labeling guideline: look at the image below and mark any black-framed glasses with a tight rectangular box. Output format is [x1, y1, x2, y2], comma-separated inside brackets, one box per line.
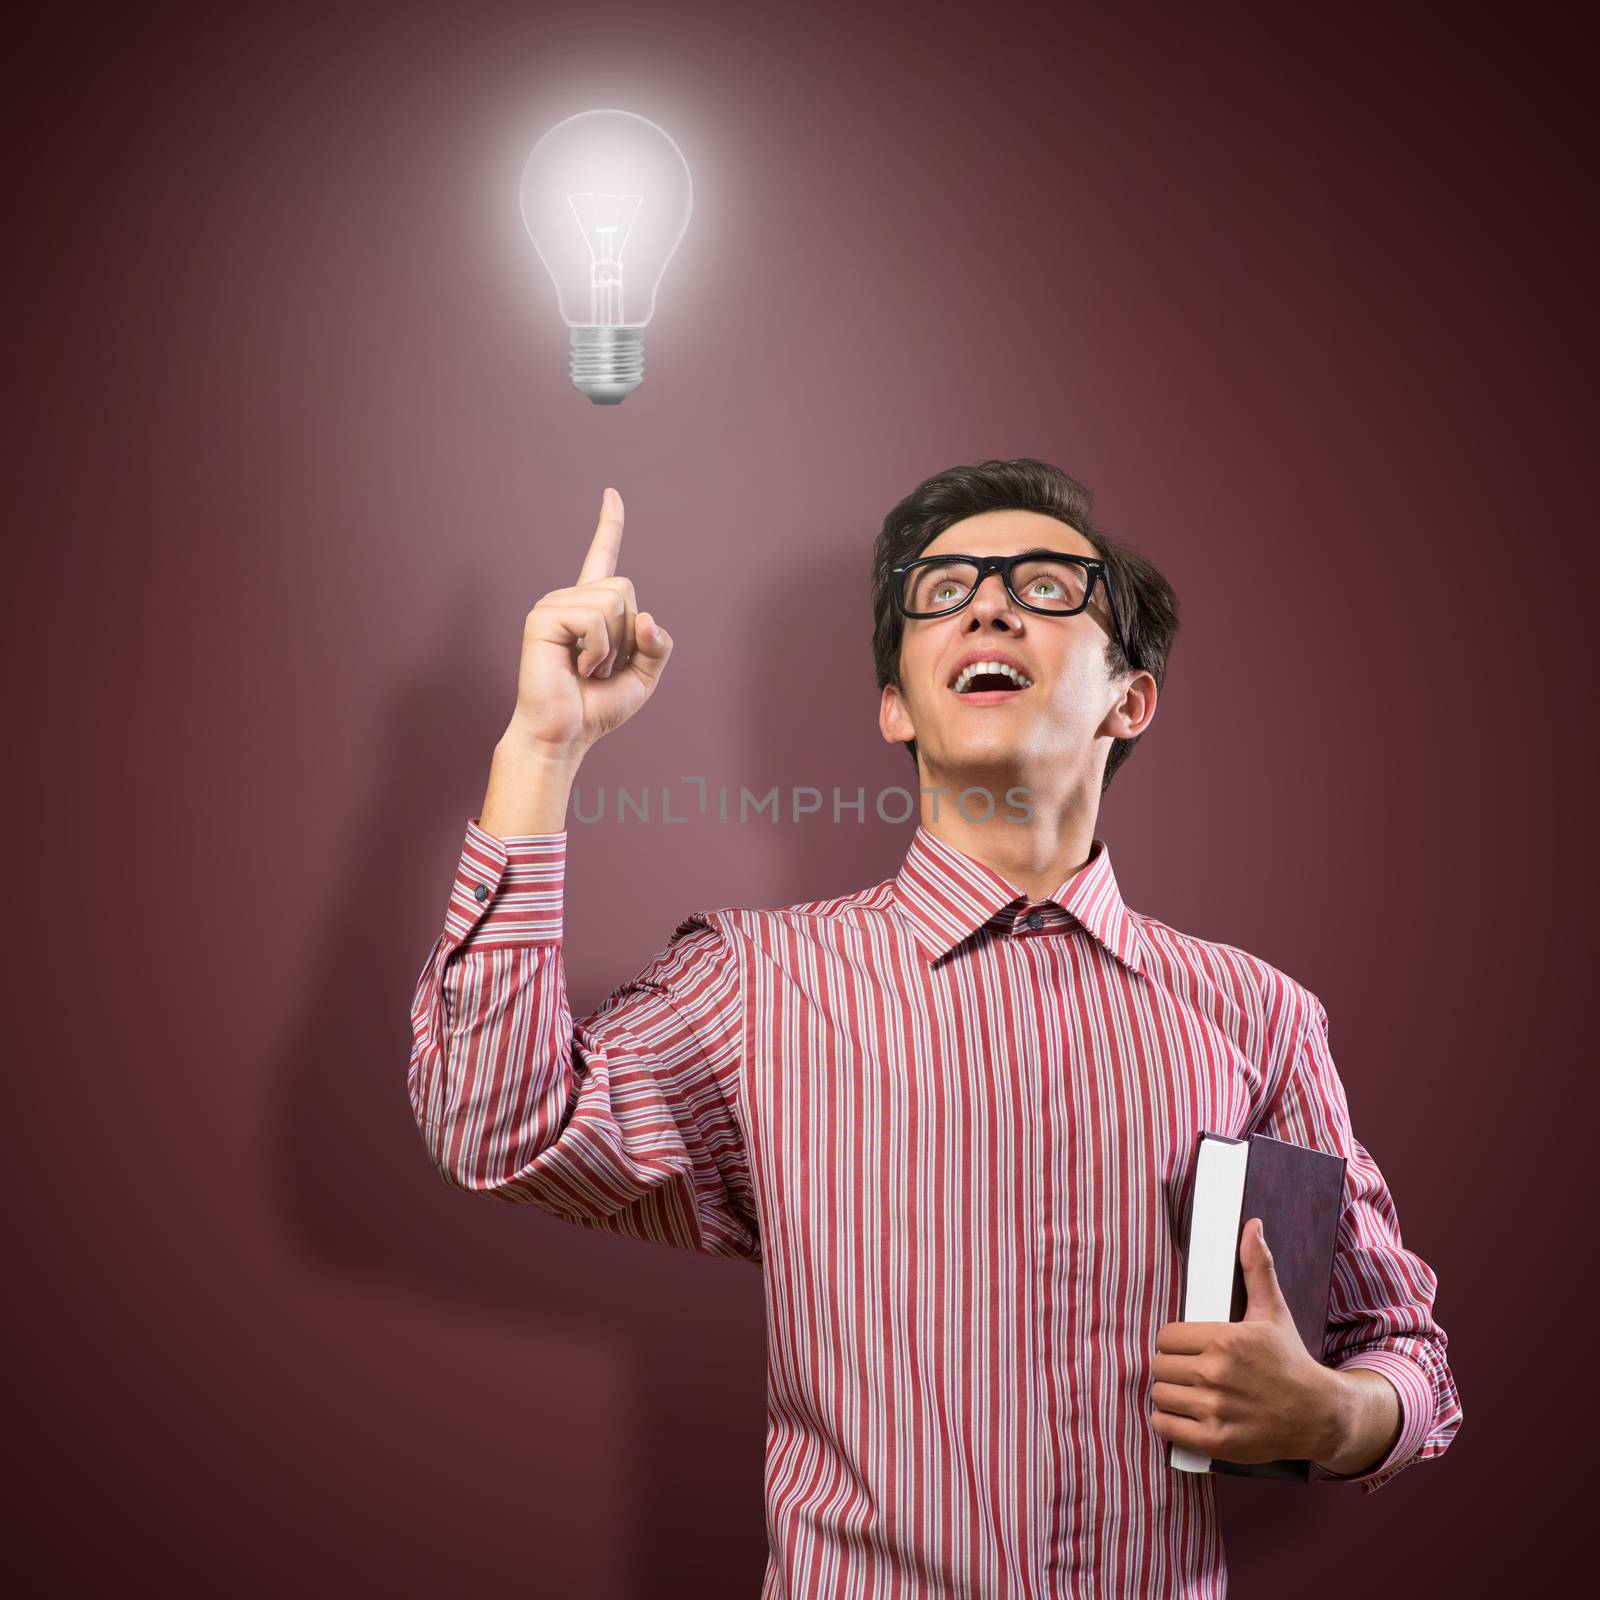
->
[891, 548, 1133, 664]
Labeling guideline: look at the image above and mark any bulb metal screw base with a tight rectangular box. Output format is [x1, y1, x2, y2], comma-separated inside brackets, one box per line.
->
[570, 325, 644, 405]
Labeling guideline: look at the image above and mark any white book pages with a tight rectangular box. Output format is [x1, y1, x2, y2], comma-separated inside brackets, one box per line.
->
[1170, 1136, 1250, 1474]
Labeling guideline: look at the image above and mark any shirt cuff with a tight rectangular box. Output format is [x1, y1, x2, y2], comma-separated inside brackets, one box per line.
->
[443, 817, 566, 946]
[1315, 1350, 1434, 1487]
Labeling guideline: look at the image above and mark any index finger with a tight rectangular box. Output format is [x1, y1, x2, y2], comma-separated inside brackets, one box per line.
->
[1153, 1321, 1225, 1355]
[577, 487, 625, 584]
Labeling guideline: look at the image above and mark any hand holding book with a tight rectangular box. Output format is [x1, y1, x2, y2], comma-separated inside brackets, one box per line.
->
[1151, 1215, 1347, 1471]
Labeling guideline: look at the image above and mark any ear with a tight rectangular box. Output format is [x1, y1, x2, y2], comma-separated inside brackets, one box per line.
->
[880, 682, 915, 746]
[1100, 670, 1158, 741]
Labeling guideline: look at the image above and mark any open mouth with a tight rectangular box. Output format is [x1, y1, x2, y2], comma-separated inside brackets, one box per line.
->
[949, 663, 1033, 698]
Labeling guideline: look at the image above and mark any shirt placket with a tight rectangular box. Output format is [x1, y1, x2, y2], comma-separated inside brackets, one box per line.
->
[1003, 902, 1078, 1596]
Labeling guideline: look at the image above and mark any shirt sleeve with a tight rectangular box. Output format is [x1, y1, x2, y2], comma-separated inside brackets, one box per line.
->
[406, 817, 762, 1266]
[1255, 994, 1464, 1493]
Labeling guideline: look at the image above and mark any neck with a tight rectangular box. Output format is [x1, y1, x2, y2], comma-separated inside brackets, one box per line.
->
[916, 757, 1101, 902]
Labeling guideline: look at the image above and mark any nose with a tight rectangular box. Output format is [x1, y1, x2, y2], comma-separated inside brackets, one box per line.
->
[965, 569, 1022, 628]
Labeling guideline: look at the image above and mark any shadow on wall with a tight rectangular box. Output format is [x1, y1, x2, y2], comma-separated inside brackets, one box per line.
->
[264, 560, 755, 1597]
[739, 533, 912, 900]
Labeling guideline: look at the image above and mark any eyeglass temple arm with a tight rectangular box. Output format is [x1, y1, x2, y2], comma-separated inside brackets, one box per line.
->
[1103, 575, 1133, 667]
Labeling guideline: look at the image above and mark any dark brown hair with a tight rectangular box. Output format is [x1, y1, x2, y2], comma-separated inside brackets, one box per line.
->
[870, 458, 1180, 795]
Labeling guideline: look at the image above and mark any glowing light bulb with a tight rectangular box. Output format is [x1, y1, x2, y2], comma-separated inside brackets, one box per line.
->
[519, 109, 693, 405]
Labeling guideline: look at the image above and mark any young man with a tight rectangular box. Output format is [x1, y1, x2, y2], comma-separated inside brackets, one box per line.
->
[408, 459, 1462, 1598]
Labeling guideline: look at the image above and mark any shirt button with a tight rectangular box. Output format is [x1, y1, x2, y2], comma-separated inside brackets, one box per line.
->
[1023, 910, 1044, 930]
[473, 883, 490, 903]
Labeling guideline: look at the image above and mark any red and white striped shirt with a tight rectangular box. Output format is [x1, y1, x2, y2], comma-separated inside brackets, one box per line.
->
[409, 819, 1462, 1598]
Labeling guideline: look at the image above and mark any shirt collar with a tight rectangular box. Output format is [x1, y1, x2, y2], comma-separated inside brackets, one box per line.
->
[891, 823, 1148, 977]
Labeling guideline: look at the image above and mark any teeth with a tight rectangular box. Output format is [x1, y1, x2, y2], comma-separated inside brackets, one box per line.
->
[953, 661, 1033, 693]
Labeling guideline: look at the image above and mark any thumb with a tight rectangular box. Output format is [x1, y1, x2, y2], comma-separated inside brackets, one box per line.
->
[629, 612, 673, 680]
[1241, 1217, 1288, 1321]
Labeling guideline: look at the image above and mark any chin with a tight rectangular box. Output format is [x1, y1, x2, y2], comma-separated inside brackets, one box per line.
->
[939, 736, 1024, 771]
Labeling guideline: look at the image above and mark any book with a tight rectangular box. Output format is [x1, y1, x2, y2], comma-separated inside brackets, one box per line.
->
[1167, 1130, 1348, 1482]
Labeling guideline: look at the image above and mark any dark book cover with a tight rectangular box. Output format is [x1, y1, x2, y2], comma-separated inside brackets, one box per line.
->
[1168, 1130, 1348, 1482]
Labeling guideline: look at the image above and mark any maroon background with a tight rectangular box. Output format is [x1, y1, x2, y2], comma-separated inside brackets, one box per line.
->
[13, 1, 1590, 1593]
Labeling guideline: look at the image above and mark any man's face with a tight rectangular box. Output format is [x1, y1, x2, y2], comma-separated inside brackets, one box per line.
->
[879, 509, 1152, 789]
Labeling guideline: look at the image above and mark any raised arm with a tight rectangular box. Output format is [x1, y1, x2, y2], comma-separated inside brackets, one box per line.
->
[405, 491, 760, 1264]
